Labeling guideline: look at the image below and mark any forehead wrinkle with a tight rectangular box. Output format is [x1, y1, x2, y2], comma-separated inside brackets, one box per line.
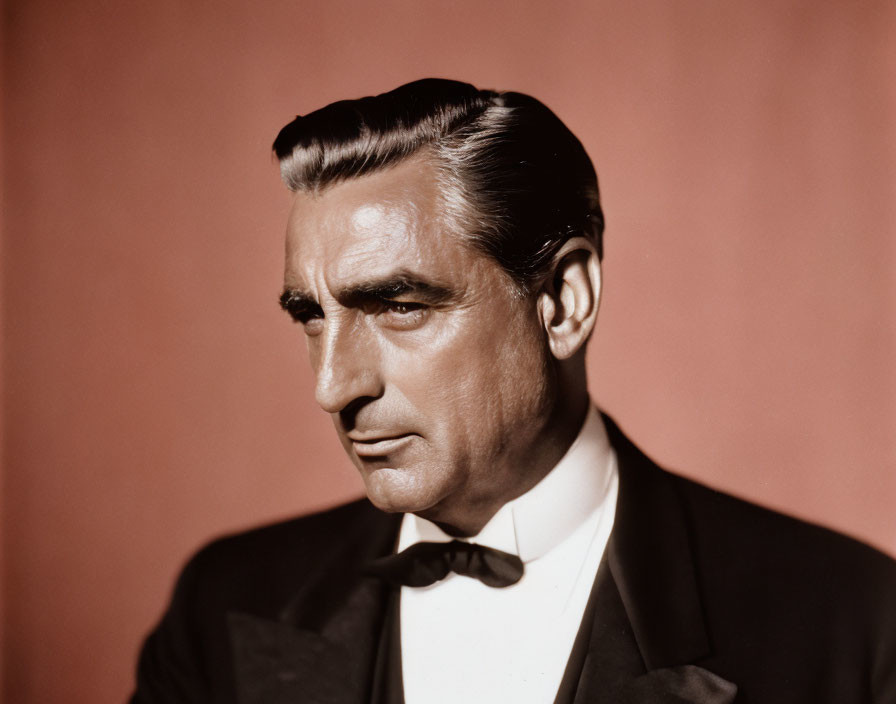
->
[285, 207, 413, 294]
[329, 214, 418, 284]
[284, 154, 497, 308]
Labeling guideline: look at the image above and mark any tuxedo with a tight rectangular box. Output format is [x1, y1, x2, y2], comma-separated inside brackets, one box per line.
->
[131, 417, 896, 703]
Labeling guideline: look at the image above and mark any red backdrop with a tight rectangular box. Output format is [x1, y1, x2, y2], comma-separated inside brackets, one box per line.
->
[2, 1, 894, 701]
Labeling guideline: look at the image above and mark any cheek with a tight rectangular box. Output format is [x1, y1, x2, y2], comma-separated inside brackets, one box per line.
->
[475, 327, 552, 435]
[386, 309, 551, 446]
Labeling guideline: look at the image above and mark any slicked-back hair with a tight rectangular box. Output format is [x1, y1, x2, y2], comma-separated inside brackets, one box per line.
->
[273, 78, 604, 292]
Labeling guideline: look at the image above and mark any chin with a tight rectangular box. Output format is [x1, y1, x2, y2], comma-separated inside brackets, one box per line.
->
[361, 465, 446, 515]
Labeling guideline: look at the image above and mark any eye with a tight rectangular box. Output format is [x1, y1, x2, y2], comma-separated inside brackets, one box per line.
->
[385, 301, 424, 315]
[377, 300, 429, 330]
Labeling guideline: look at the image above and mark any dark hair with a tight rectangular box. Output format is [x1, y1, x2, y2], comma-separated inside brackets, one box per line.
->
[272, 78, 604, 292]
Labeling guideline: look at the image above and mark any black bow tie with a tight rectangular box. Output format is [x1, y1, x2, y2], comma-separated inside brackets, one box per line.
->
[366, 540, 525, 588]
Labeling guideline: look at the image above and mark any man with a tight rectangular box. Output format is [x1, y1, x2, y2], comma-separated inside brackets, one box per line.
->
[132, 79, 896, 703]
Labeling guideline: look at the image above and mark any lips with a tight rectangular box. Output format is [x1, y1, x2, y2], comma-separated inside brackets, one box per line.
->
[349, 433, 415, 457]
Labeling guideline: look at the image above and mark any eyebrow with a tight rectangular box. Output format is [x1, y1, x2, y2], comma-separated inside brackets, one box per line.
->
[278, 289, 320, 320]
[341, 274, 457, 305]
[279, 273, 459, 317]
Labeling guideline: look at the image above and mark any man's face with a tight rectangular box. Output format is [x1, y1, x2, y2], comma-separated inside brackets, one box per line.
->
[282, 157, 558, 530]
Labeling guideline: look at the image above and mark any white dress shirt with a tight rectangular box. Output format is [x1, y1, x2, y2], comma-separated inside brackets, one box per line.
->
[399, 405, 619, 704]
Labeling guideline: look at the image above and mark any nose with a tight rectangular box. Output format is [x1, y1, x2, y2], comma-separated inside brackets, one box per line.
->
[312, 320, 384, 415]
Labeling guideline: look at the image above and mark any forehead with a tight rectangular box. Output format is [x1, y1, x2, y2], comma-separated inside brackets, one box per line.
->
[284, 156, 486, 292]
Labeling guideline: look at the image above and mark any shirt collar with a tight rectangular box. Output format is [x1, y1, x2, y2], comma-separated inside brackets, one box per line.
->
[398, 404, 616, 563]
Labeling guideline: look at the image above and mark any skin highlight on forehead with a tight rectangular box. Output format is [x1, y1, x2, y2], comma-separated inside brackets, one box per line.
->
[283, 157, 487, 308]
[282, 153, 521, 301]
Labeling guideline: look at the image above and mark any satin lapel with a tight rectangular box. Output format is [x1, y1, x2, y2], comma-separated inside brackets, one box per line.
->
[603, 415, 710, 671]
[572, 418, 737, 703]
[569, 556, 647, 704]
[229, 509, 402, 704]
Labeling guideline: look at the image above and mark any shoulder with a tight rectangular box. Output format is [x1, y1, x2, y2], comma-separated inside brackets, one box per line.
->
[605, 412, 896, 651]
[131, 498, 399, 703]
[178, 497, 398, 612]
[669, 471, 896, 697]
[605, 412, 896, 594]
[670, 469, 896, 592]
[190, 497, 388, 568]
[667, 469, 896, 677]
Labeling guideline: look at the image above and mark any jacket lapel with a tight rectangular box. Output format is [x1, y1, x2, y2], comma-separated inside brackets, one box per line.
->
[605, 415, 709, 671]
[228, 508, 402, 704]
[570, 417, 736, 704]
[566, 555, 647, 703]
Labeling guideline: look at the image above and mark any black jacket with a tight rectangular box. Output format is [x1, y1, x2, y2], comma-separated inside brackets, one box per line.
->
[132, 418, 896, 703]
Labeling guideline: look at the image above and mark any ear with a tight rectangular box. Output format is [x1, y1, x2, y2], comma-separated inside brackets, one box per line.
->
[537, 237, 602, 360]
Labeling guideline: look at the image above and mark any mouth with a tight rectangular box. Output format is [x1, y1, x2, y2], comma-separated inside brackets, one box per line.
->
[349, 433, 416, 458]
